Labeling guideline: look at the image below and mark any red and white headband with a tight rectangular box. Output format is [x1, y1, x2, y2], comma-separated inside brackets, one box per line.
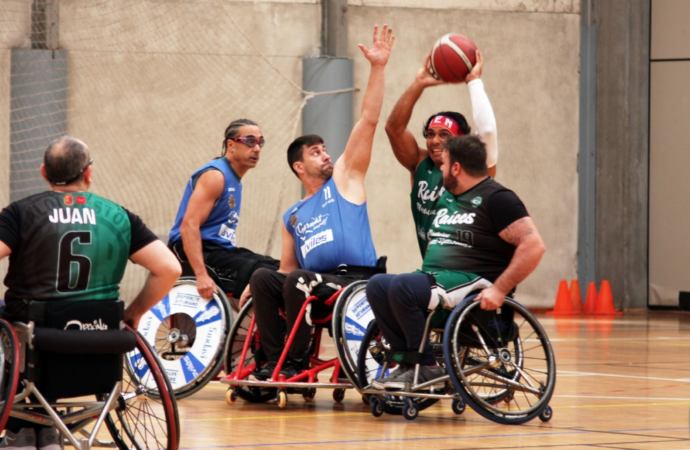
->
[428, 115, 463, 136]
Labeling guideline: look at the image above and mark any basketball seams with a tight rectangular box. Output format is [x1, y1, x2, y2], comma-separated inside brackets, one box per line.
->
[442, 35, 474, 75]
[428, 33, 477, 83]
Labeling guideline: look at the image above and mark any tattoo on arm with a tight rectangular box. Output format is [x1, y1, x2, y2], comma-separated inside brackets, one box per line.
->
[500, 217, 535, 246]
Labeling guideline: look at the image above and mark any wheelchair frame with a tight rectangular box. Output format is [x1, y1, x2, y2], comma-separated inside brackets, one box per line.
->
[359, 295, 556, 424]
[221, 290, 355, 409]
[0, 317, 179, 450]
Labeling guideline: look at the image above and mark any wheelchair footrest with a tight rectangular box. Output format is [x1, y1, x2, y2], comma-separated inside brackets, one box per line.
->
[220, 378, 353, 390]
[360, 387, 458, 400]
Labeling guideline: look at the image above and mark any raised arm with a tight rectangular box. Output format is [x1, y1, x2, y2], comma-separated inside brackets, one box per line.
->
[475, 217, 545, 310]
[333, 24, 395, 204]
[179, 170, 225, 299]
[385, 55, 444, 175]
[465, 51, 498, 177]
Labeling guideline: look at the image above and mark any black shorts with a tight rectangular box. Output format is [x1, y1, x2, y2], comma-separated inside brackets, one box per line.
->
[169, 241, 279, 298]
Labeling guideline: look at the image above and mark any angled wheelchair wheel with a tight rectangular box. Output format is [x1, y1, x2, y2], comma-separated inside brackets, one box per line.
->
[443, 297, 556, 425]
[137, 278, 233, 399]
[356, 321, 439, 415]
[224, 299, 276, 403]
[0, 320, 19, 433]
[331, 281, 374, 389]
[111, 326, 179, 450]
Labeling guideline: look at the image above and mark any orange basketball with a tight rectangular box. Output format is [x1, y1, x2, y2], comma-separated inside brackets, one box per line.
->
[428, 34, 478, 83]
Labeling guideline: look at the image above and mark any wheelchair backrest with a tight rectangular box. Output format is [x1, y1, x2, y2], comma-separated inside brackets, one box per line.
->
[24, 299, 135, 399]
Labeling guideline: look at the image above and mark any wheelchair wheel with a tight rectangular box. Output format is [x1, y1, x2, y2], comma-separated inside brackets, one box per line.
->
[332, 281, 374, 389]
[0, 320, 19, 433]
[110, 326, 179, 450]
[223, 299, 276, 403]
[443, 297, 556, 425]
[137, 278, 233, 399]
[356, 321, 439, 415]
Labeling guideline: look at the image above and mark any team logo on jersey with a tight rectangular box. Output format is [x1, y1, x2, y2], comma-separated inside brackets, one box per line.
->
[63, 194, 73, 205]
[471, 196, 483, 208]
[76, 196, 87, 205]
[228, 194, 236, 210]
[290, 214, 298, 227]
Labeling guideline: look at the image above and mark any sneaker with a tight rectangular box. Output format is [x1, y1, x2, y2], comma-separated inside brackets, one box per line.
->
[384, 365, 446, 391]
[0, 428, 37, 450]
[279, 359, 303, 379]
[370, 364, 410, 390]
[253, 361, 278, 381]
[37, 429, 60, 450]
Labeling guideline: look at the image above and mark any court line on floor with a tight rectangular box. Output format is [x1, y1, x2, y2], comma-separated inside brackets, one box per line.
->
[557, 370, 690, 382]
[178, 426, 690, 449]
[554, 394, 690, 401]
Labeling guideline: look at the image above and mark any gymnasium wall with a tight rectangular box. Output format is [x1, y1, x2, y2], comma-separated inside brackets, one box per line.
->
[649, 0, 690, 307]
[0, 0, 581, 307]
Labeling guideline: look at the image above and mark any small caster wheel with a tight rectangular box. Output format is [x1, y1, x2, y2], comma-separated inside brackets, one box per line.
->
[277, 390, 288, 409]
[303, 388, 316, 402]
[332, 389, 345, 403]
[225, 388, 238, 405]
[503, 391, 515, 404]
[451, 398, 465, 415]
[370, 395, 383, 417]
[403, 397, 418, 421]
[539, 405, 553, 422]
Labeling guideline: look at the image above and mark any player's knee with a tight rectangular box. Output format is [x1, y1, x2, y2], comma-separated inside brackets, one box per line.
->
[249, 267, 275, 289]
[365, 274, 389, 307]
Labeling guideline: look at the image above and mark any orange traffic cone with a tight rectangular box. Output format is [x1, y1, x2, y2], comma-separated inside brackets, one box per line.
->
[547, 280, 574, 315]
[583, 282, 598, 314]
[595, 280, 623, 315]
[569, 279, 583, 314]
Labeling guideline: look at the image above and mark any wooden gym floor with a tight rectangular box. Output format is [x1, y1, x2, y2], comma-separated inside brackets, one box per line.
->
[176, 311, 690, 449]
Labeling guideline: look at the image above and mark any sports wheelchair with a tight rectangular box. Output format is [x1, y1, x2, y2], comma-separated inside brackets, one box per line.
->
[358, 294, 556, 424]
[0, 299, 179, 450]
[137, 262, 235, 399]
[221, 261, 385, 408]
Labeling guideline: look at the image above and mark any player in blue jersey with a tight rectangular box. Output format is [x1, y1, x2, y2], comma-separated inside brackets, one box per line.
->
[240, 24, 395, 380]
[168, 119, 278, 300]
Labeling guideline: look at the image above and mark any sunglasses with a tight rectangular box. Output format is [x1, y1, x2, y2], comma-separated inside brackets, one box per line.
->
[232, 136, 265, 148]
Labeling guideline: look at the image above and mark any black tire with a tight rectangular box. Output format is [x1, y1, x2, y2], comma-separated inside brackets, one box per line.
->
[136, 279, 233, 399]
[356, 320, 440, 415]
[223, 299, 276, 403]
[110, 326, 179, 450]
[0, 320, 19, 433]
[443, 297, 556, 425]
[331, 281, 373, 390]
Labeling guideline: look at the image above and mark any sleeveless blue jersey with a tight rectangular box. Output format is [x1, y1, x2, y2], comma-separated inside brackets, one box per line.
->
[283, 177, 377, 272]
[169, 158, 242, 249]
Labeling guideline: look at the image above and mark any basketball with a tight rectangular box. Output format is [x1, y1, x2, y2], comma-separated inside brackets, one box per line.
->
[428, 33, 478, 83]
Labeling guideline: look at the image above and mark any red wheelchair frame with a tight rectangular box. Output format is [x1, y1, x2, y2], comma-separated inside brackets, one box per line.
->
[221, 288, 353, 408]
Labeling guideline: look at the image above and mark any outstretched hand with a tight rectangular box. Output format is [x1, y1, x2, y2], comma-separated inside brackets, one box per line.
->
[358, 24, 395, 67]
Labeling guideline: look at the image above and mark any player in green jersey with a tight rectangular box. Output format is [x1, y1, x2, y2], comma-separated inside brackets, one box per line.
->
[0, 136, 181, 449]
[385, 51, 498, 257]
[365, 135, 544, 390]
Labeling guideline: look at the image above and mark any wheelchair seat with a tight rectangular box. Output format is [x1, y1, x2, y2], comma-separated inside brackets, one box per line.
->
[0, 299, 179, 450]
